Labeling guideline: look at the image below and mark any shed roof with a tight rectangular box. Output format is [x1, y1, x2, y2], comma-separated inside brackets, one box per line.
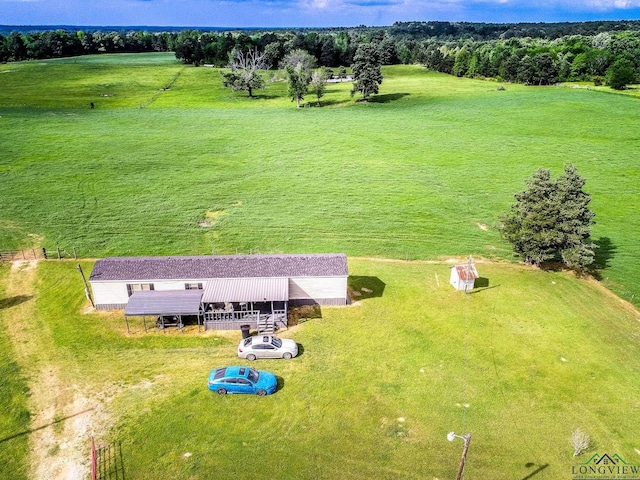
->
[453, 264, 479, 281]
[124, 290, 203, 317]
[90, 254, 348, 282]
[202, 277, 288, 303]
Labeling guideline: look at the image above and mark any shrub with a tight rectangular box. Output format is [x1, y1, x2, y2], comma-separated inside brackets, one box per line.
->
[571, 428, 590, 456]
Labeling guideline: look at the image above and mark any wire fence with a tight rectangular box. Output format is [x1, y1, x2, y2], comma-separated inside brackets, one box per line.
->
[0, 247, 79, 261]
[92, 437, 125, 480]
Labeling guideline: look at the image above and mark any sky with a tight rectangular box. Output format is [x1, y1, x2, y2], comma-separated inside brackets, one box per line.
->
[2, 0, 640, 28]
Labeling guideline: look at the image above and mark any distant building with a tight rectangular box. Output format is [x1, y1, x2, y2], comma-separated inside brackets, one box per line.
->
[450, 261, 479, 291]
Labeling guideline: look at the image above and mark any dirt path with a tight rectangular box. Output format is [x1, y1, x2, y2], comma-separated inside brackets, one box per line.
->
[4, 261, 106, 480]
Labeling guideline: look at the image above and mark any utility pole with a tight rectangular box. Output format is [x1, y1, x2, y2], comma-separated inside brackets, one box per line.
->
[77, 264, 95, 308]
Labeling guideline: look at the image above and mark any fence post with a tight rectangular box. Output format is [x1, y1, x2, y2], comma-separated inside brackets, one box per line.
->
[73, 247, 77, 260]
[57, 247, 61, 259]
[91, 436, 96, 480]
[42, 247, 48, 260]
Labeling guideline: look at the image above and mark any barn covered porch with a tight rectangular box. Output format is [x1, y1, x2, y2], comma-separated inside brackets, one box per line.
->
[202, 278, 288, 333]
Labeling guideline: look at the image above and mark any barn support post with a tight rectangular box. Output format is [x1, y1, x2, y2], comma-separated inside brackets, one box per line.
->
[143, 316, 147, 333]
[125, 315, 130, 334]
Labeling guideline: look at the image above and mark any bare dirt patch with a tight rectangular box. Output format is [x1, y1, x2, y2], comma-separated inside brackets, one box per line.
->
[4, 261, 113, 480]
[199, 209, 227, 228]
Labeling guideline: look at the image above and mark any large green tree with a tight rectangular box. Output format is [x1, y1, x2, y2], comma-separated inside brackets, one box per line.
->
[283, 50, 315, 107]
[499, 165, 596, 269]
[350, 43, 383, 101]
[286, 64, 311, 108]
[606, 58, 636, 90]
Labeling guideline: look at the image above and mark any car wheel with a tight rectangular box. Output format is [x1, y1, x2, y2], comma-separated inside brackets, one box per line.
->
[283, 352, 292, 360]
[246, 354, 256, 361]
[216, 388, 227, 395]
[256, 389, 267, 396]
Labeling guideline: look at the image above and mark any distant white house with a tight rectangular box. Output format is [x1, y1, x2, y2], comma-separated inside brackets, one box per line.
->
[450, 262, 479, 291]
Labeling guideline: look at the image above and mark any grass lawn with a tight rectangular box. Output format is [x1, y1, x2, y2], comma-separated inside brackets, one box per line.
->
[0, 263, 31, 480]
[3, 259, 636, 479]
[0, 54, 638, 307]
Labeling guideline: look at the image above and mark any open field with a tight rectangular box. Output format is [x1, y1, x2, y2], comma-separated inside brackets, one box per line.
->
[0, 53, 639, 305]
[1, 259, 639, 479]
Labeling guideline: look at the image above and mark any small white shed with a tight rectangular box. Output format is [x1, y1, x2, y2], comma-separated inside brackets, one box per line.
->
[450, 263, 479, 291]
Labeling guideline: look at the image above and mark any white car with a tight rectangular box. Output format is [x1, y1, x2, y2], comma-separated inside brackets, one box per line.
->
[238, 335, 298, 361]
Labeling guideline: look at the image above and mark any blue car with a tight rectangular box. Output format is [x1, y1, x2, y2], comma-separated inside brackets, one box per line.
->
[208, 366, 277, 396]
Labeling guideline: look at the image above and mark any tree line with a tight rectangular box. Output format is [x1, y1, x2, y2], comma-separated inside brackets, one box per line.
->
[172, 28, 639, 89]
[0, 30, 174, 61]
[2, 23, 638, 88]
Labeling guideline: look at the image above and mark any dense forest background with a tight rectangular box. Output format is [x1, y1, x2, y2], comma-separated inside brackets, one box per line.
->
[2, 21, 639, 85]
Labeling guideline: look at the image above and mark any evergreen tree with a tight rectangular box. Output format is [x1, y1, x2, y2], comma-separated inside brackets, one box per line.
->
[555, 165, 596, 268]
[499, 165, 595, 269]
[350, 43, 383, 101]
[500, 168, 561, 266]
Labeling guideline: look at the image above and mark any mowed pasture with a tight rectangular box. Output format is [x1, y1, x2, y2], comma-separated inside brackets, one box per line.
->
[0, 53, 639, 305]
[1, 259, 640, 479]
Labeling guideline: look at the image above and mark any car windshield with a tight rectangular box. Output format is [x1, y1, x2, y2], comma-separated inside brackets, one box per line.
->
[243, 338, 252, 347]
[214, 368, 226, 380]
[271, 338, 282, 348]
[247, 368, 259, 383]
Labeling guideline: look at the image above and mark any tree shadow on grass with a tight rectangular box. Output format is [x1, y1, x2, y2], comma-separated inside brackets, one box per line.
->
[520, 463, 549, 480]
[368, 92, 410, 103]
[0, 295, 33, 310]
[589, 237, 617, 280]
[539, 237, 618, 277]
[314, 99, 351, 107]
[348, 276, 386, 301]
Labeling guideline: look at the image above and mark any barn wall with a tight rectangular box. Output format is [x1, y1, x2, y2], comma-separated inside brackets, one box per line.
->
[289, 276, 348, 304]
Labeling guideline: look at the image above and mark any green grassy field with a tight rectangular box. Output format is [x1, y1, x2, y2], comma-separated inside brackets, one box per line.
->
[0, 54, 638, 307]
[0, 264, 31, 480]
[1, 259, 636, 479]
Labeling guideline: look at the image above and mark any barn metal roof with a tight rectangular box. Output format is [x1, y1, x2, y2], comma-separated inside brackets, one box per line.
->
[90, 254, 348, 282]
[124, 290, 203, 317]
[202, 277, 289, 303]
